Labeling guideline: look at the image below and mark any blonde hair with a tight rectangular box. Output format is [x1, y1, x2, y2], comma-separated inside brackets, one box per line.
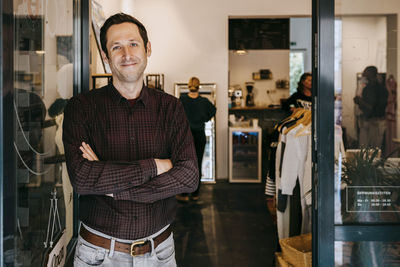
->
[188, 77, 200, 92]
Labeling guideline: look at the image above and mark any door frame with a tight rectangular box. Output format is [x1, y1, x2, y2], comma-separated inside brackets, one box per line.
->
[312, 0, 335, 265]
[1, 0, 15, 266]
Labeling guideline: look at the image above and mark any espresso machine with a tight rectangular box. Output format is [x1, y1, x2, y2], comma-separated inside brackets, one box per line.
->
[245, 82, 255, 107]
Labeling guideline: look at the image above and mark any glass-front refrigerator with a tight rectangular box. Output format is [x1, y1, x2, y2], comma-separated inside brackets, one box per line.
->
[175, 83, 217, 183]
[228, 127, 262, 183]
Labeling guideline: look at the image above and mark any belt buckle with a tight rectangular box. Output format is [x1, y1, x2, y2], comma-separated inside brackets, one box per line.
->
[130, 240, 146, 257]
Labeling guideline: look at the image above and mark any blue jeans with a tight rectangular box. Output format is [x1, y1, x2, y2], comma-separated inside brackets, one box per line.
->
[74, 224, 176, 267]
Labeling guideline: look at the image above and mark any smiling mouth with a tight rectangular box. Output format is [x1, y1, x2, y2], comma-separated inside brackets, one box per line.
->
[121, 62, 137, 67]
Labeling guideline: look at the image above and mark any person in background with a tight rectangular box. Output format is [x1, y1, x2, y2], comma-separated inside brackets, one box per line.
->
[176, 77, 216, 202]
[354, 65, 388, 149]
[282, 72, 312, 112]
[63, 13, 198, 266]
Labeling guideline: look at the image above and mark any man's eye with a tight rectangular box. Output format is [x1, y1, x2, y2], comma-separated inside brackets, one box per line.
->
[130, 43, 138, 47]
[111, 46, 121, 51]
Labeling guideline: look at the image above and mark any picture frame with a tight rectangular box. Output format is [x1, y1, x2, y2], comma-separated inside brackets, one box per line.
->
[146, 74, 164, 91]
[91, 0, 111, 73]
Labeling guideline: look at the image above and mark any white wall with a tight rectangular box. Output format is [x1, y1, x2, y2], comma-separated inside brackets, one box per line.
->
[229, 50, 290, 106]
[341, 16, 387, 143]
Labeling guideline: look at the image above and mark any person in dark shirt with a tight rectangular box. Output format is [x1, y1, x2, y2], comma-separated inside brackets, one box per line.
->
[354, 66, 388, 149]
[176, 77, 216, 202]
[63, 13, 198, 266]
[282, 72, 312, 112]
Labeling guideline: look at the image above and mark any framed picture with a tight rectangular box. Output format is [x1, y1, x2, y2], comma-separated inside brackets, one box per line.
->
[146, 74, 164, 91]
[91, 0, 111, 73]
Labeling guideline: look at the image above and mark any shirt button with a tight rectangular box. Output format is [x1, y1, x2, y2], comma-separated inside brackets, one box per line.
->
[130, 137, 135, 141]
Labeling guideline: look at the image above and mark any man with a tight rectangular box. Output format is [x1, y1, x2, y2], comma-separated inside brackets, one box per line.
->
[354, 65, 388, 149]
[63, 13, 198, 266]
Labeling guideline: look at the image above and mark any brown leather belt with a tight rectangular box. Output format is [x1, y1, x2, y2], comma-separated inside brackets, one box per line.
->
[79, 226, 171, 257]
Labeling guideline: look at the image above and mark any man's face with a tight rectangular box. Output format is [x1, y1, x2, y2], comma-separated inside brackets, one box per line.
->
[102, 22, 151, 85]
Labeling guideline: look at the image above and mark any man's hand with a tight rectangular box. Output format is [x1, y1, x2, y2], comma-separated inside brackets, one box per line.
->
[80, 142, 99, 161]
[80, 142, 112, 197]
[154, 159, 173, 175]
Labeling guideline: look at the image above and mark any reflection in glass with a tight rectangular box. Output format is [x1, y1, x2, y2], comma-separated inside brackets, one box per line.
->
[12, 0, 74, 266]
[334, 8, 400, 225]
[335, 241, 400, 267]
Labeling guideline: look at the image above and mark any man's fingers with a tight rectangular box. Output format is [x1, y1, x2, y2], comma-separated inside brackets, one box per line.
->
[80, 143, 98, 161]
[81, 142, 99, 160]
[80, 147, 94, 161]
[82, 153, 91, 161]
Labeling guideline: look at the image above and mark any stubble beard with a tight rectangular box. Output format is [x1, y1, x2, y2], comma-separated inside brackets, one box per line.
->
[113, 57, 147, 84]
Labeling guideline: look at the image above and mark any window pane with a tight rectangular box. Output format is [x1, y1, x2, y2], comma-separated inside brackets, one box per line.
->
[334, 2, 400, 225]
[12, 0, 74, 265]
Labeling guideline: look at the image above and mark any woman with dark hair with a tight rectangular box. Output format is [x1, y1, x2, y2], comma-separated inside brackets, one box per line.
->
[282, 73, 312, 112]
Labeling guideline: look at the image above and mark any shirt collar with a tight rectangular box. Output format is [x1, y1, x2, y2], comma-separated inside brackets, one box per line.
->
[108, 82, 149, 107]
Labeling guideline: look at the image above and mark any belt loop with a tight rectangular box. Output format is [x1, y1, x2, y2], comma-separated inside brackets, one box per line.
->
[109, 238, 115, 258]
[149, 238, 155, 256]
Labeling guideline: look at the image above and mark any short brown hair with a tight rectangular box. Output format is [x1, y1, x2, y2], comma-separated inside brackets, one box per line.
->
[100, 13, 149, 58]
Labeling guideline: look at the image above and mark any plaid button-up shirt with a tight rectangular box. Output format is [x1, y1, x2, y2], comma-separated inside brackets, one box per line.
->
[63, 84, 198, 239]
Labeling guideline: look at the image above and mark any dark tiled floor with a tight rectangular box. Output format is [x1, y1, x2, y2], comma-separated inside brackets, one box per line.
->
[172, 181, 278, 267]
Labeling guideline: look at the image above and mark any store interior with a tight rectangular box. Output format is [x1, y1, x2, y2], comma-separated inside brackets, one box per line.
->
[9, 0, 400, 266]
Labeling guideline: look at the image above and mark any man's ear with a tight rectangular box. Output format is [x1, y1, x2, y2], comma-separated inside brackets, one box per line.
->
[146, 41, 152, 57]
[101, 50, 109, 63]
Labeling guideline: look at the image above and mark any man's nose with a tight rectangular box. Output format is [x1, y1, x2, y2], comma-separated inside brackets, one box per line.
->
[122, 46, 133, 59]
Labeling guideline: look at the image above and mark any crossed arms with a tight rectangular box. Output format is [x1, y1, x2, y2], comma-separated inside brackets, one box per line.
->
[62, 95, 199, 204]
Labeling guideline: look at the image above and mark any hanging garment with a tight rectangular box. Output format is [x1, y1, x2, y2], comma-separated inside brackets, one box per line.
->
[275, 134, 291, 239]
[276, 124, 312, 238]
[265, 139, 279, 196]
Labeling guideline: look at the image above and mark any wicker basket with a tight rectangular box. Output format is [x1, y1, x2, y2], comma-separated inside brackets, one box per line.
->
[276, 252, 294, 267]
[279, 233, 312, 267]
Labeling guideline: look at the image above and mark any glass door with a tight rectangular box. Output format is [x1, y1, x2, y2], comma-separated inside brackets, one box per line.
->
[2, 0, 81, 265]
[314, 0, 400, 266]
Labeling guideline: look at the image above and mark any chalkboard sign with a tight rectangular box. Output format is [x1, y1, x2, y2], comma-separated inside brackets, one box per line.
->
[229, 19, 289, 50]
